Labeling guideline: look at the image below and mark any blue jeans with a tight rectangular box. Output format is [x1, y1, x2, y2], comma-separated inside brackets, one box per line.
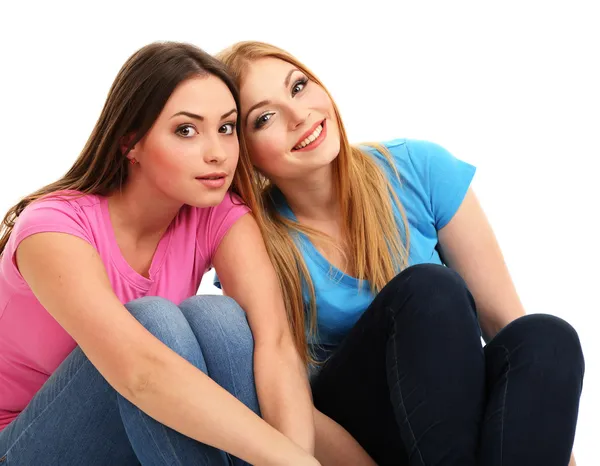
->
[0, 295, 260, 465]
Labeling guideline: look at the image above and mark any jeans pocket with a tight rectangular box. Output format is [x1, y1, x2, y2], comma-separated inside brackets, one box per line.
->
[0, 454, 6, 463]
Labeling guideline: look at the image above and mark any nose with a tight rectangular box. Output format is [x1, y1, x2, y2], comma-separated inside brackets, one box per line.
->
[287, 104, 310, 130]
[203, 135, 227, 165]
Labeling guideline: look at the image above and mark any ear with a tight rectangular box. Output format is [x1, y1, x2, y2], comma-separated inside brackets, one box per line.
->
[120, 133, 137, 159]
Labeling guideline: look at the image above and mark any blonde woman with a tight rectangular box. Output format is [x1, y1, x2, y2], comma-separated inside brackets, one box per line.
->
[216, 42, 584, 466]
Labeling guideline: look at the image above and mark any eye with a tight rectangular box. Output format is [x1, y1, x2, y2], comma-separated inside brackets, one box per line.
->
[254, 112, 274, 129]
[292, 78, 308, 96]
[219, 122, 236, 135]
[175, 124, 198, 138]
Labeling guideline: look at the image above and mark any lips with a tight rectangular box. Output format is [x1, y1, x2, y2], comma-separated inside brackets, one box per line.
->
[195, 172, 227, 180]
[195, 172, 228, 189]
[292, 119, 326, 151]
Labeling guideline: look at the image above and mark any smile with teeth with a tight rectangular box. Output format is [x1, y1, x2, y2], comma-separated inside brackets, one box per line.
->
[294, 123, 323, 150]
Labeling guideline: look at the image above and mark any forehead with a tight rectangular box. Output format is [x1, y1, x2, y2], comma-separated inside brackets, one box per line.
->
[162, 75, 235, 116]
[240, 57, 296, 105]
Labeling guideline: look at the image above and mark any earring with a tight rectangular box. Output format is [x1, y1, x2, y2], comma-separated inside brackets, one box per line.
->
[129, 158, 137, 165]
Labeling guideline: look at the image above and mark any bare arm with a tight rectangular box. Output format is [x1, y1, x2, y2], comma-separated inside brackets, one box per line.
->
[438, 188, 576, 465]
[313, 408, 377, 466]
[17, 232, 318, 466]
[437, 189, 526, 341]
[214, 213, 316, 454]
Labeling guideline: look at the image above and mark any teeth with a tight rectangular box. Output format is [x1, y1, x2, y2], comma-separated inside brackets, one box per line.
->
[294, 124, 323, 150]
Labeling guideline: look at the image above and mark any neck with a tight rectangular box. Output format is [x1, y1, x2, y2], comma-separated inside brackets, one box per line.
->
[275, 164, 339, 222]
[107, 178, 182, 241]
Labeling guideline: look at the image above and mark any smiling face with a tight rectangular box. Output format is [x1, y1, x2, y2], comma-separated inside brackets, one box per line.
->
[128, 74, 240, 208]
[239, 57, 341, 182]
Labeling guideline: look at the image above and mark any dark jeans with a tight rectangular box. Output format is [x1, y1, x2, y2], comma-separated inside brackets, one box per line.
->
[311, 264, 584, 466]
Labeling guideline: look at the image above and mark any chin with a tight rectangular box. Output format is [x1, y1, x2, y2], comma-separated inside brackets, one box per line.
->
[186, 191, 229, 209]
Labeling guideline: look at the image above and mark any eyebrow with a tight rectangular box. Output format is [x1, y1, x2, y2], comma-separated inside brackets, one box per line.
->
[244, 68, 301, 126]
[220, 108, 238, 119]
[244, 100, 271, 127]
[171, 108, 237, 121]
[284, 68, 299, 87]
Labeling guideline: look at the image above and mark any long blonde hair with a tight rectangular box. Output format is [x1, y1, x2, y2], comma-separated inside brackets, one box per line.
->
[217, 42, 410, 364]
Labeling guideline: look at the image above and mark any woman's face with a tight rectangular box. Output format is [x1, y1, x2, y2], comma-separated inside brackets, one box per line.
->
[129, 75, 240, 208]
[239, 57, 341, 182]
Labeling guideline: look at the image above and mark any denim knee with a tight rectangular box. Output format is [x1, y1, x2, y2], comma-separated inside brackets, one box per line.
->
[383, 264, 478, 325]
[399, 263, 470, 295]
[124, 296, 203, 369]
[179, 295, 254, 353]
[179, 296, 259, 416]
[501, 314, 585, 383]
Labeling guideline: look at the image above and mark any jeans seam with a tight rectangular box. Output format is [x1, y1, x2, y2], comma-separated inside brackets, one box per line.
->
[390, 309, 426, 466]
[499, 345, 510, 466]
[215, 313, 240, 396]
[2, 351, 89, 458]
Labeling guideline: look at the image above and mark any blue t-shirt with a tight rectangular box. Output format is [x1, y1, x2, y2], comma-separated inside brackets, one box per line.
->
[216, 138, 476, 348]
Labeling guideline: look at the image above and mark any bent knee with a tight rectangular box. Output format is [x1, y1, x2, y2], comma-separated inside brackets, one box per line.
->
[125, 296, 181, 325]
[398, 263, 469, 295]
[509, 314, 584, 371]
[179, 295, 254, 348]
[180, 295, 244, 316]
[124, 296, 201, 363]
[381, 264, 477, 322]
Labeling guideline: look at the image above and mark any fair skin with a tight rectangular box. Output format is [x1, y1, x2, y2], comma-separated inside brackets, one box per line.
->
[17, 75, 317, 466]
[239, 57, 576, 466]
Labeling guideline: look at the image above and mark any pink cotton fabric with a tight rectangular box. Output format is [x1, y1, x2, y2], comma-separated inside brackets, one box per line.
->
[0, 191, 249, 430]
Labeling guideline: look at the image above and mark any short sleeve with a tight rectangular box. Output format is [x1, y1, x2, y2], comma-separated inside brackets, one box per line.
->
[198, 192, 250, 265]
[404, 139, 476, 230]
[0, 196, 95, 289]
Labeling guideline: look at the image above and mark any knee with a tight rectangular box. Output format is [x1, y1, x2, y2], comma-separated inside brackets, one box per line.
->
[399, 263, 468, 293]
[124, 296, 201, 365]
[125, 296, 180, 327]
[383, 264, 477, 323]
[179, 295, 254, 352]
[504, 314, 584, 379]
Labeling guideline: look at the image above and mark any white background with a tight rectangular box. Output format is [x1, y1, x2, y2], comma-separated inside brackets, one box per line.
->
[1, 1, 598, 463]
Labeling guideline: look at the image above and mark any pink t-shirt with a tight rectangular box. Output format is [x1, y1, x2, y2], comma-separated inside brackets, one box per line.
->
[0, 191, 249, 431]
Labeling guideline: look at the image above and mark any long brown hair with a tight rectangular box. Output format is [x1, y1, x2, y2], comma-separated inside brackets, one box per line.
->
[217, 41, 410, 365]
[0, 41, 259, 256]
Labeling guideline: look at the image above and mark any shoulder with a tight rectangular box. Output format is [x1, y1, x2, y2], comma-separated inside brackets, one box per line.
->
[360, 138, 452, 165]
[360, 138, 474, 181]
[2, 191, 101, 290]
[15, 190, 100, 234]
[22, 190, 100, 216]
[358, 138, 476, 229]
